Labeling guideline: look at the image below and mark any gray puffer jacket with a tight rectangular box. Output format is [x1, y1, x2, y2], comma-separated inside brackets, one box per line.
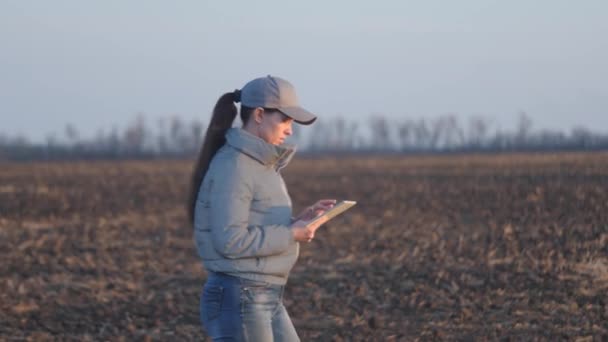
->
[193, 127, 299, 285]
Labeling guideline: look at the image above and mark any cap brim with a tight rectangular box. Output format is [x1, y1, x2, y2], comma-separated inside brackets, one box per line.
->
[278, 106, 317, 125]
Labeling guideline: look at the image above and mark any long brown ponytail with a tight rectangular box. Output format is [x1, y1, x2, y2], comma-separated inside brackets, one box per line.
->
[188, 92, 240, 224]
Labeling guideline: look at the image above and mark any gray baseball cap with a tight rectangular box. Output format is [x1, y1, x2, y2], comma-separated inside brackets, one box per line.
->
[239, 75, 317, 125]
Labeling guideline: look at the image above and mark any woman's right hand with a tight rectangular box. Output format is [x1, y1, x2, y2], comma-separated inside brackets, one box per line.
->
[293, 199, 336, 222]
[291, 216, 329, 243]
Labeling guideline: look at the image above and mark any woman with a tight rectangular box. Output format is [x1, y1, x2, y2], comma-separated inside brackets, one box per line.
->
[188, 75, 335, 341]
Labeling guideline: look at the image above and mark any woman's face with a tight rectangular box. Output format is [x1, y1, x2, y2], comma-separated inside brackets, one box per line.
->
[257, 110, 294, 145]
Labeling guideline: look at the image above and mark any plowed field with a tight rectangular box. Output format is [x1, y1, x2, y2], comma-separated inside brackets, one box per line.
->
[1, 153, 607, 340]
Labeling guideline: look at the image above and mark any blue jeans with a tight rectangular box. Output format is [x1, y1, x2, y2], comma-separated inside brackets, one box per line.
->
[200, 272, 300, 341]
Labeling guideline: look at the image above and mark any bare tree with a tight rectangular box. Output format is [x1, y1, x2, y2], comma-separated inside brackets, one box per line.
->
[123, 115, 148, 154]
[468, 116, 490, 147]
[397, 120, 415, 150]
[571, 126, 593, 148]
[64, 124, 79, 144]
[443, 114, 465, 148]
[190, 119, 205, 153]
[346, 121, 359, 150]
[516, 111, 533, 146]
[429, 116, 448, 149]
[333, 116, 347, 150]
[170, 116, 184, 152]
[369, 115, 392, 150]
[413, 118, 430, 149]
[107, 126, 120, 156]
[157, 117, 169, 154]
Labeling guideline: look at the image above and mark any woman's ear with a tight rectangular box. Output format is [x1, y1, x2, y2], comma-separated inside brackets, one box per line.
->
[253, 107, 265, 124]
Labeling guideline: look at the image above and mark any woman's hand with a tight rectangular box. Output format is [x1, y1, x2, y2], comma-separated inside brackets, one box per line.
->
[294, 199, 337, 222]
[291, 216, 330, 243]
[291, 199, 336, 243]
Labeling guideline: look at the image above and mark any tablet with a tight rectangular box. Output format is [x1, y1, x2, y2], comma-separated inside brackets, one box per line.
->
[306, 200, 357, 226]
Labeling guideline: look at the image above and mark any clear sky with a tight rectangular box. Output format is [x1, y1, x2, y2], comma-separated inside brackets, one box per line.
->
[1, 1, 607, 142]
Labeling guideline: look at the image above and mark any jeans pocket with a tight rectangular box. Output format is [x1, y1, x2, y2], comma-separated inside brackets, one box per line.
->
[241, 282, 277, 305]
[202, 285, 224, 321]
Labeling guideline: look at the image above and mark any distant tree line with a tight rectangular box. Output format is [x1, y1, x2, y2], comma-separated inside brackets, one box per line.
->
[1, 112, 607, 161]
[305, 112, 608, 154]
[1, 115, 204, 161]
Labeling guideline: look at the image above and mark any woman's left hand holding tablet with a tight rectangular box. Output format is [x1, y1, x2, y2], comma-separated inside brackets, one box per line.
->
[291, 216, 329, 243]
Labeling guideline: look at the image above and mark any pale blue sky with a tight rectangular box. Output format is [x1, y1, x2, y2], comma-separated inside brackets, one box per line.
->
[1, 1, 607, 142]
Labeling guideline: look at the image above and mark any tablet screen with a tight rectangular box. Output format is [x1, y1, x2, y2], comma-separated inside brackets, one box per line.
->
[306, 200, 357, 226]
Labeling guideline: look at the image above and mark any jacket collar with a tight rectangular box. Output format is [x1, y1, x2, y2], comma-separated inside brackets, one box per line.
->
[225, 128, 296, 170]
